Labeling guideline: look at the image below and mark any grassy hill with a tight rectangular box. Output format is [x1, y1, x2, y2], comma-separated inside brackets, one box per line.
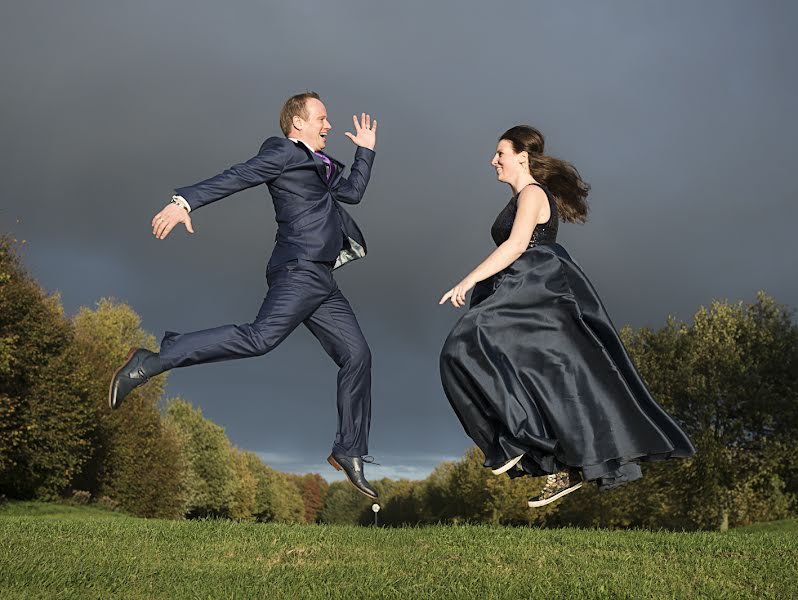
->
[1, 502, 796, 599]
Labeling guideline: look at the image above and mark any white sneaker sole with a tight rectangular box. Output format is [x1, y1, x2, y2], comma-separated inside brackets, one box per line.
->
[528, 481, 583, 508]
[491, 454, 525, 475]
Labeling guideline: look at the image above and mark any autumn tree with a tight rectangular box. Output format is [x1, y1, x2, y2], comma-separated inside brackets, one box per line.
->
[229, 446, 257, 521]
[243, 451, 305, 523]
[0, 236, 94, 499]
[287, 472, 329, 523]
[72, 299, 186, 518]
[165, 398, 235, 518]
[552, 294, 797, 530]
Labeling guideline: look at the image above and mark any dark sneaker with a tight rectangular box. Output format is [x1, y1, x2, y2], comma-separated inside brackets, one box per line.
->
[491, 454, 525, 475]
[528, 470, 583, 508]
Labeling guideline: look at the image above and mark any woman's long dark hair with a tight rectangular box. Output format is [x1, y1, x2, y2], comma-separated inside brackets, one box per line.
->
[500, 125, 590, 224]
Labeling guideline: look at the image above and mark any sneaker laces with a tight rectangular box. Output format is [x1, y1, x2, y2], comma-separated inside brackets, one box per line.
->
[361, 455, 380, 466]
[541, 473, 560, 495]
[539, 471, 571, 499]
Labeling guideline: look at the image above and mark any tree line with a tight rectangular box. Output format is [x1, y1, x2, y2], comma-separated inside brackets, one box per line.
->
[2, 236, 796, 530]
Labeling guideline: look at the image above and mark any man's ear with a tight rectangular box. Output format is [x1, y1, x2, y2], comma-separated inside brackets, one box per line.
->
[292, 115, 304, 131]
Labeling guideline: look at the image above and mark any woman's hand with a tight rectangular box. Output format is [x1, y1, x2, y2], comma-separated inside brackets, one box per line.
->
[439, 275, 477, 308]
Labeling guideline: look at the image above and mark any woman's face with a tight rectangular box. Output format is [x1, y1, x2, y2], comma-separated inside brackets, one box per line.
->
[491, 139, 526, 183]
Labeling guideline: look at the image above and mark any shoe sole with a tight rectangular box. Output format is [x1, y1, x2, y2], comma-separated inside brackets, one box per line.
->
[491, 454, 524, 475]
[528, 481, 583, 508]
[108, 347, 137, 410]
[327, 455, 378, 500]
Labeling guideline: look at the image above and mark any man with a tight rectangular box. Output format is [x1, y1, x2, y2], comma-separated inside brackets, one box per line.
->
[109, 92, 379, 498]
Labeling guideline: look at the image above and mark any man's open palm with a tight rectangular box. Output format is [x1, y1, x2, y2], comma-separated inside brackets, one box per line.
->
[344, 113, 377, 150]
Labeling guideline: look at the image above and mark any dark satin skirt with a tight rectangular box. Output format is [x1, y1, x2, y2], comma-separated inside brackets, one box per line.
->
[440, 243, 695, 490]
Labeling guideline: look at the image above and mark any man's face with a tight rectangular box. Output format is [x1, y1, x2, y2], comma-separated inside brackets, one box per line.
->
[294, 98, 331, 151]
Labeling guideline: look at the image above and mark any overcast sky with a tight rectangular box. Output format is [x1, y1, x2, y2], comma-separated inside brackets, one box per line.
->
[2, 1, 796, 480]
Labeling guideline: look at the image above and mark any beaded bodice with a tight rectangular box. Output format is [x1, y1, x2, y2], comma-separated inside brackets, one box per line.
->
[490, 183, 559, 247]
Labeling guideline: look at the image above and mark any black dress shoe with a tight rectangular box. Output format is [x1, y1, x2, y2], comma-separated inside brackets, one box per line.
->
[108, 348, 162, 409]
[327, 453, 379, 499]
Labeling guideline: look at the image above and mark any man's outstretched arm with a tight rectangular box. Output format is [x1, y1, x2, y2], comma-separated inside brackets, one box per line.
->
[152, 137, 290, 240]
[334, 113, 377, 205]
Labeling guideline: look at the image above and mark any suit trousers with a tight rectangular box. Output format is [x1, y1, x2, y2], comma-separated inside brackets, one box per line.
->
[158, 259, 371, 456]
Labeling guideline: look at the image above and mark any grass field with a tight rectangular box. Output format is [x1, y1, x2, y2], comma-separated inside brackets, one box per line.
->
[1, 502, 796, 599]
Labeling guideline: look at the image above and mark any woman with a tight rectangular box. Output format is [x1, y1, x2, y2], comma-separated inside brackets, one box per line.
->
[439, 126, 694, 508]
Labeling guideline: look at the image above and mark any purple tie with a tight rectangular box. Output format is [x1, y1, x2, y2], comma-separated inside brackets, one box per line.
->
[315, 151, 333, 181]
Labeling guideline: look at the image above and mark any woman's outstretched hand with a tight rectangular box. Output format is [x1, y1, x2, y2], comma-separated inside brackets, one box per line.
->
[439, 276, 476, 308]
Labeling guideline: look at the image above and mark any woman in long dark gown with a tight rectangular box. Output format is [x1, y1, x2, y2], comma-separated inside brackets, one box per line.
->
[439, 125, 694, 507]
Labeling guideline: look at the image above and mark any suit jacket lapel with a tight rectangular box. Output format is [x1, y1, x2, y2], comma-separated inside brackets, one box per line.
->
[292, 140, 332, 183]
[328, 156, 344, 185]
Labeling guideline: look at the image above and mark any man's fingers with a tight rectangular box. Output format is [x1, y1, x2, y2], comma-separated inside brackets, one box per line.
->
[371, 119, 377, 133]
[439, 290, 452, 304]
[184, 217, 194, 234]
[344, 132, 354, 141]
[352, 114, 360, 132]
[158, 217, 174, 238]
[364, 114, 370, 129]
[160, 223, 175, 240]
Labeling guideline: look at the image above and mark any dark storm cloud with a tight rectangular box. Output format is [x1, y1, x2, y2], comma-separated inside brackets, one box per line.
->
[2, 1, 796, 479]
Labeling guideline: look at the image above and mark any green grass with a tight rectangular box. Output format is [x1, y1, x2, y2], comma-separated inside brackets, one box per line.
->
[730, 517, 798, 535]
[0, 500, 127, 520]
[1, 503, 796, 599]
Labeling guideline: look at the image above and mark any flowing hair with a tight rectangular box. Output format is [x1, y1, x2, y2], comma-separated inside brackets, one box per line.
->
[500, 125, 590, 223]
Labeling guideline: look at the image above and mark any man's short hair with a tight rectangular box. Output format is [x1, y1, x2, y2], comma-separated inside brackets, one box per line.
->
[279, 91, 321, 136]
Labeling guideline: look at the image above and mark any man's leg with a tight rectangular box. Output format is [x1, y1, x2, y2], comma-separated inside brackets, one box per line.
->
[110, 260, 333, 408]
[303, 283, 372, 457]
[302, 279, 377, 499]
[159, 261, 331, 369]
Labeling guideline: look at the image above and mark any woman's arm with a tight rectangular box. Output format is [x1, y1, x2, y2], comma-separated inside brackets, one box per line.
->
[439, 185, 548, 307]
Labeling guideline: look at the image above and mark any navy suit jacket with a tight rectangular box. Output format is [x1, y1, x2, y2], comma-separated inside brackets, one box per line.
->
[175, 137, 375, 270]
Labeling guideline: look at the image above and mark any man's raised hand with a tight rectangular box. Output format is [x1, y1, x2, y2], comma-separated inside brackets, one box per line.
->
[151, 203, 194, 240]
[344, 113, 377, 150]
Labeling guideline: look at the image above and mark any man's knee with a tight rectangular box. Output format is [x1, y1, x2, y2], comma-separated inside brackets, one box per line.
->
[346, 341, 371, 371]
[248, 323, 284, 356]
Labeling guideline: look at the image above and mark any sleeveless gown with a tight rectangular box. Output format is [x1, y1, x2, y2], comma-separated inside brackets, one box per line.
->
[439, 184, 695, 489]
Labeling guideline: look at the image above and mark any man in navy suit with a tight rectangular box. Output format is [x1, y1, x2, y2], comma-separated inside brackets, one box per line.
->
[109, 92, 380, 498]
